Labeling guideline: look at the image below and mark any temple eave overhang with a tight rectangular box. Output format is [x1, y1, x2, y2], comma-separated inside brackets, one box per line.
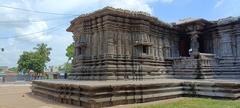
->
[66, 7, 174, 32]
[67, 7, 240, 33]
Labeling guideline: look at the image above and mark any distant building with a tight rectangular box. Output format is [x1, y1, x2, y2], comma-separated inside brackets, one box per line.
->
[44, 66, 60, 73]
[0, 71, 6, 82]
[4, 70, 18, 82]
[0, 66, 8, 71]
[0, 66, 18, 82]
[44, 66, 63, 79]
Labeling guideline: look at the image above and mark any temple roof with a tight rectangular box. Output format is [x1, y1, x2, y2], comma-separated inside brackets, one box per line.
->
[216, 16, 240, 25]
[67, 7, 240, 32]
[67, 7, 172, 32]
[176, 18, 211, 26]
[73, 6, 152, 20]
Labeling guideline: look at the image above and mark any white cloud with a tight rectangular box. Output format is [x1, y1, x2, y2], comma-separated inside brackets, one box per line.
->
[0, 2, 29, 28]
[0, 0, 52, 42]
[159, 0, 174, 3]
[32, 0, 162, 14]
[213, 0, 240, 17]
[15, 21, 52, 42]
[214, 0, 224, 8]
[104, 0, 154, 14]
[47, 33, 73, 66]
[32, 0, 99, 13]
[99, 0, 174, 14]
[0, 41, 21, 67]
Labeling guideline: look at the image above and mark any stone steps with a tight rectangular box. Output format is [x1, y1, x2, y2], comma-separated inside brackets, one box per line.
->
[32, 79, 240, 108]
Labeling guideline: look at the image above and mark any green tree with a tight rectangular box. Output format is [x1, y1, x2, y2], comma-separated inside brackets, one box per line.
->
[66, 43, 74, 62]
[33, 43, 52, 74]
[34, 43, 52, 62]
[62, 43, 74, 74]
[30, 53, 45, 75]
[17, 43, 52, 77]
[63, 63, 72, 73]
[17, 51, 35, 74]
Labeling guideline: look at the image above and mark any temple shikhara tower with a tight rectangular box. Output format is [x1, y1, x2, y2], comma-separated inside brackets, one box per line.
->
[67, 7, 240, 80]
[32, 7, 240, 108]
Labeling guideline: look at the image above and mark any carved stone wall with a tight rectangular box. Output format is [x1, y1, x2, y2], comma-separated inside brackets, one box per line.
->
[67, 7, 179, 80]
[67, 7, 240, 80]
[206, 17, 240, 66]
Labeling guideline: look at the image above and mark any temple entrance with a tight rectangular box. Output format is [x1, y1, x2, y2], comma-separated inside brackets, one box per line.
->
[179, 34, 213, 57]
[198, 34, 213, 53]
[179, 35, 190, 57]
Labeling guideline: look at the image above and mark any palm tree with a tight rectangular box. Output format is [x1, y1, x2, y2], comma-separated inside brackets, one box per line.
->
[34, 43, 52, 62]
[33, 43, 52, 78]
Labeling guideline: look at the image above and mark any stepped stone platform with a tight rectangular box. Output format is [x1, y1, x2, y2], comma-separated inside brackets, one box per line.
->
[32, 79, 240, 108]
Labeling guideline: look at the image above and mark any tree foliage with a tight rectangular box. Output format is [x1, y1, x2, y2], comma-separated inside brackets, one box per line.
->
[9, 67, 18, 73]
[58, 63, 72, 73]
[66, 43, 74, 62]
[17, 43, 51, 75]
[63, 63, 72, 73]
[62, 43, 74, 73]
[34, 43, 52, 62]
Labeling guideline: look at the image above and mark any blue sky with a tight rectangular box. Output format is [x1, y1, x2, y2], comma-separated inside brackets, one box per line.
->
[0, 0, 239, 67]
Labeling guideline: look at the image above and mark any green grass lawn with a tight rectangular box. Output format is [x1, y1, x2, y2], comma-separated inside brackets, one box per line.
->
[137, 98, 240, 108]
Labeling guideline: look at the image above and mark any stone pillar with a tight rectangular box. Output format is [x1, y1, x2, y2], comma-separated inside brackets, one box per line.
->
[220, 32, 233, 57]
[163, 36, 170, 58]
[85, 33, 90, 57]
[73, 35, 78, 57]
[153, 36, 158, 58]
[212, 32, 218, 57]
[117, 31, 122, 56]
[99, 31, 103, 56]
[124, 32, 130, 56]
[92, 32, 98, 57]
[236, 23, 240, 58]
[106, 31, 115, 55]
[75, 46, 79, 56]
[189, 31, 200, 56]
[170, 36, 179, 57]
[158, 37, 164, 60]
[237, 35, 240, 57]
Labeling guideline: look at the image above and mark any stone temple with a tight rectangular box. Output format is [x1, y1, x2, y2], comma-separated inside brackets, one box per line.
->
[32, 7, 240, 108]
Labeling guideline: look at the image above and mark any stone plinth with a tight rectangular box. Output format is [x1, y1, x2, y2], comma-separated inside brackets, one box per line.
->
[32, 79, 240, 108]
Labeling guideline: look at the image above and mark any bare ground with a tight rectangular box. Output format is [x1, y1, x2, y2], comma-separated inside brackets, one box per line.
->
[0, 84, 79, 108]
[0, 84, 183, 108]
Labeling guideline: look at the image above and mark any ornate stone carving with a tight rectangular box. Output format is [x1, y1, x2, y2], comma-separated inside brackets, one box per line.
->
[66, 7, 240, 80]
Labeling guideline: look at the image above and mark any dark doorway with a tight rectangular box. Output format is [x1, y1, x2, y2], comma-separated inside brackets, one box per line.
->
[179, 35, 190, 57]
[142, 46, 148, 54]
[198, 36, 205, 53]
[198, 34, 213, 53]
